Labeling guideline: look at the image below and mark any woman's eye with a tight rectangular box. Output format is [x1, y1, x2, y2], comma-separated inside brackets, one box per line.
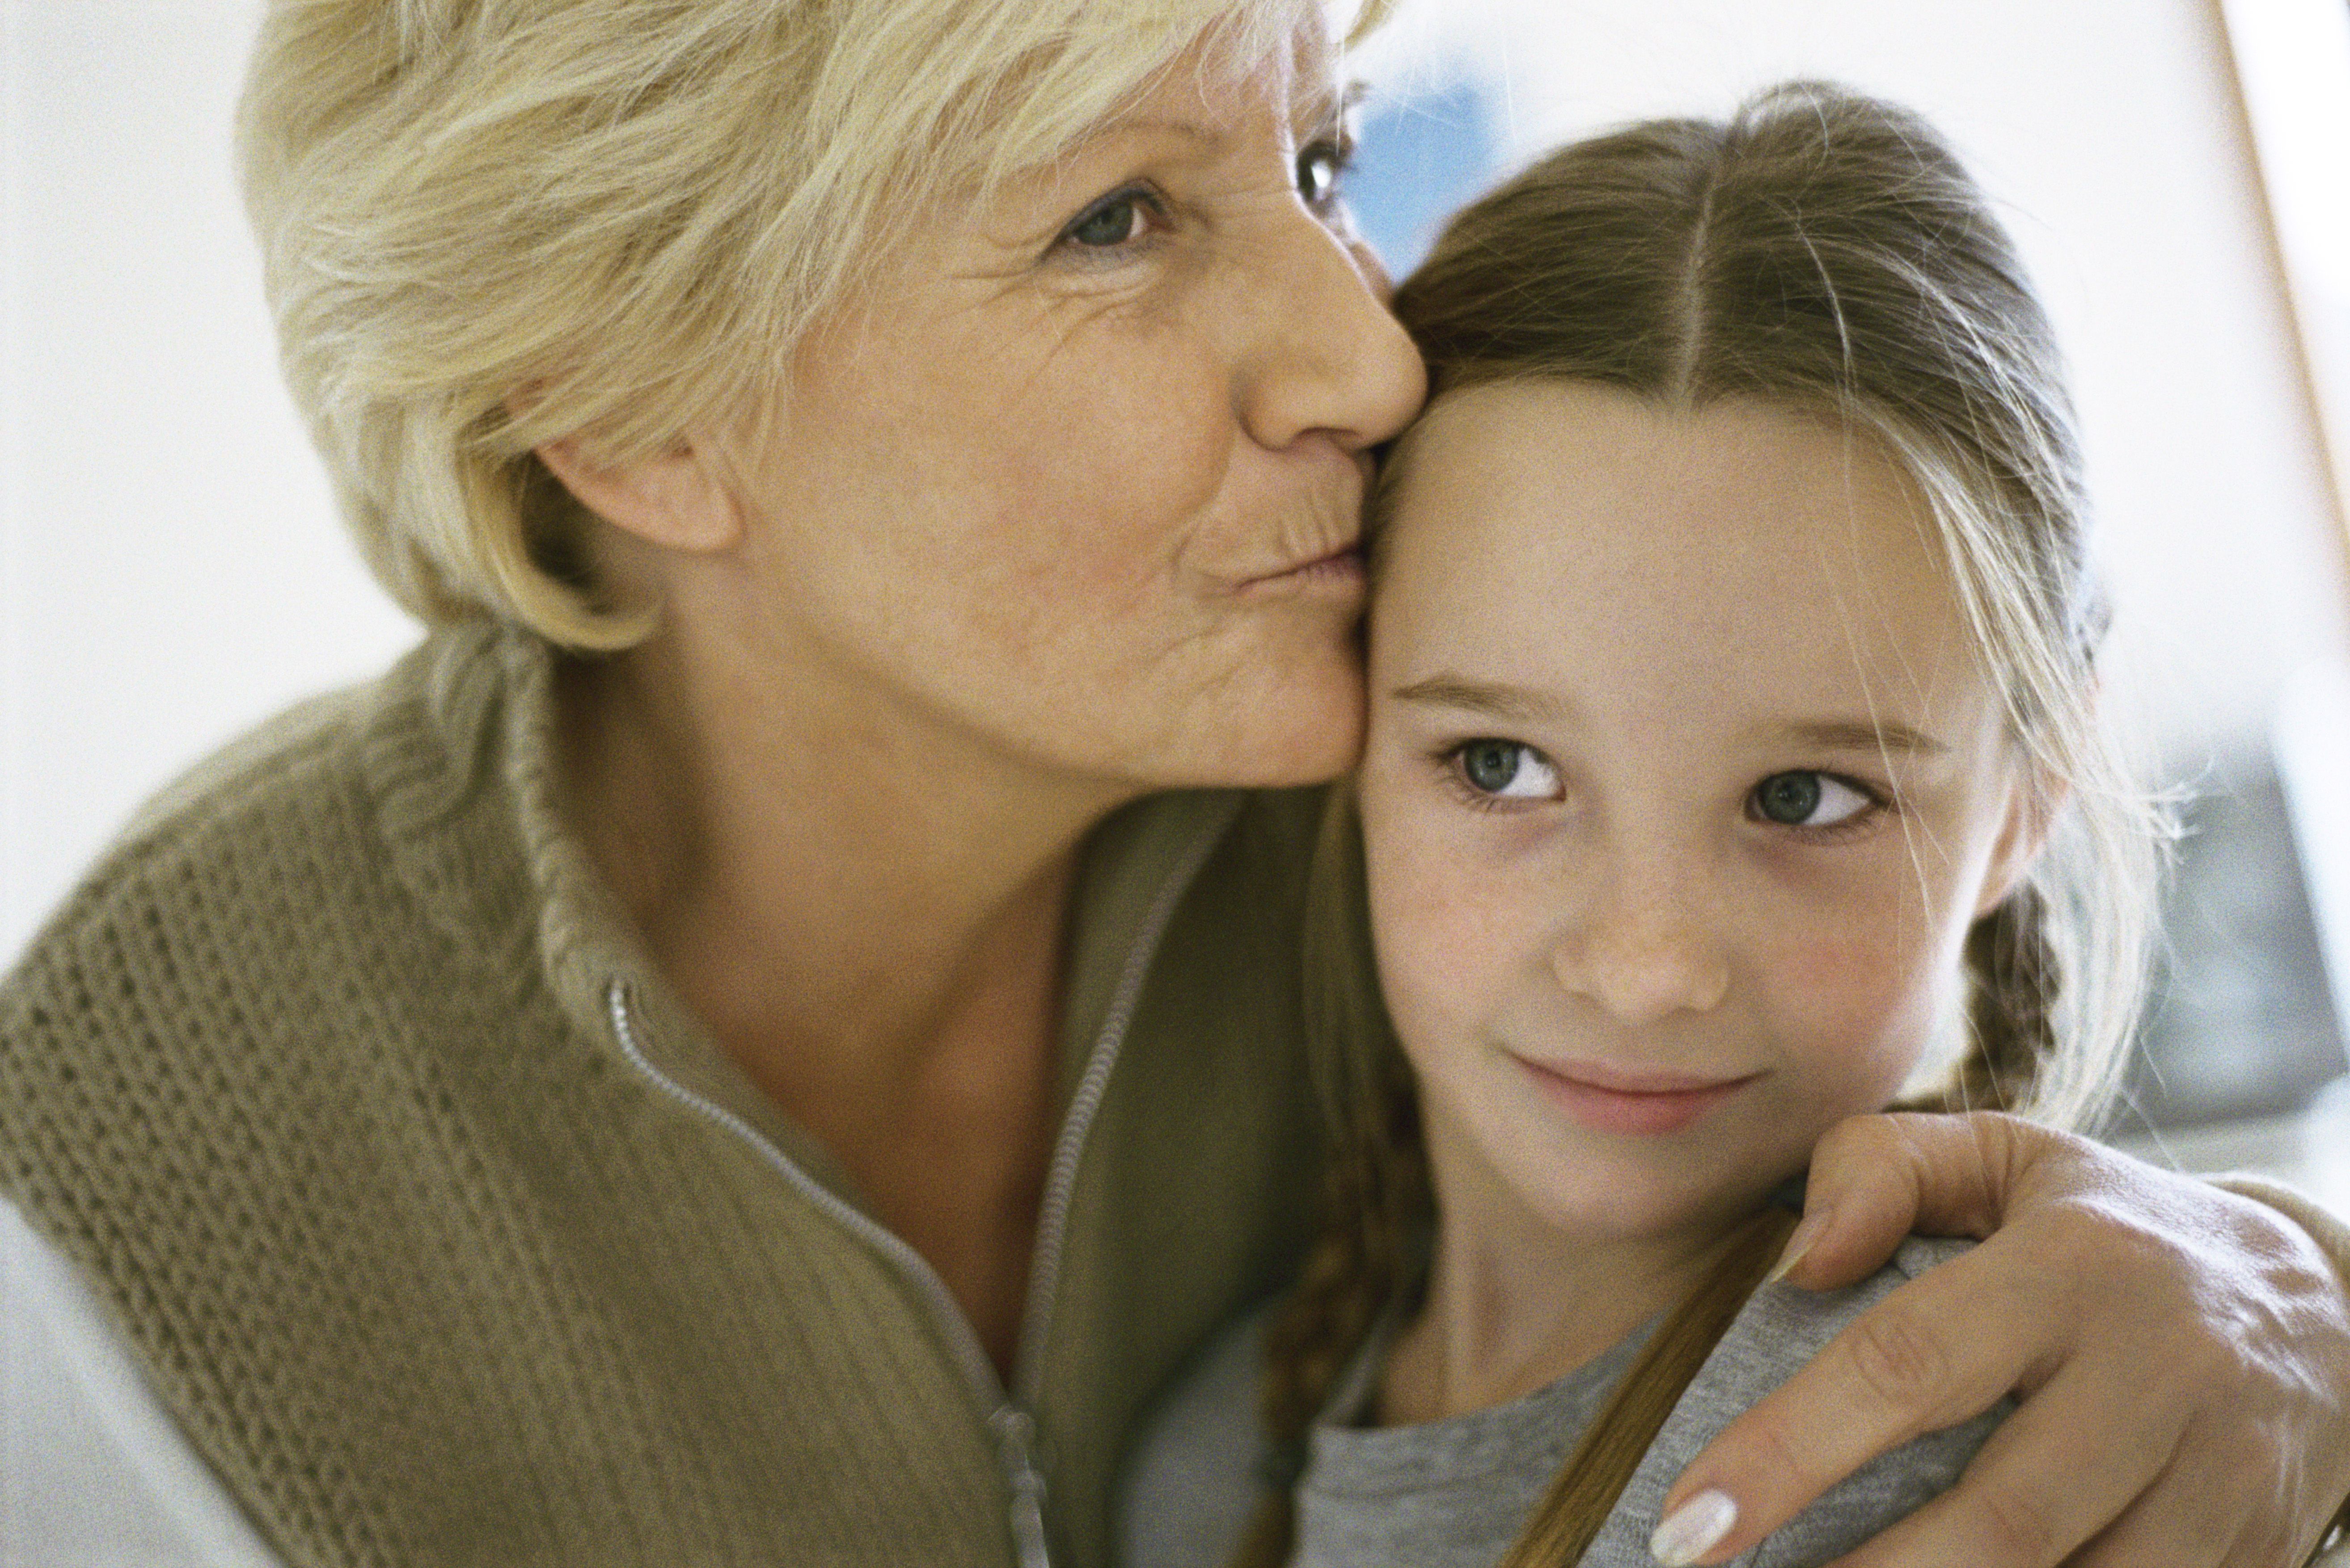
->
[1452, 740, 1561, 801]
[1750, 771, 1875, 829]
[1294, 137, 1349, 211]
[1061, 190, 1153, 250]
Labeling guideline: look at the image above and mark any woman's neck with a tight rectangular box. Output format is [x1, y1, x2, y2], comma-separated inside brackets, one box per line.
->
[561, 616, 1130, 1057]
[554, 615, 1138, 1375]
[1376, 1118, 1737, 1427]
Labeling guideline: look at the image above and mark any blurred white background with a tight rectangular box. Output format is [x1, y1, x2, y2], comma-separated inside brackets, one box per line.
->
[2, 1, 419, 973]
[4, 0, 2350, 1557]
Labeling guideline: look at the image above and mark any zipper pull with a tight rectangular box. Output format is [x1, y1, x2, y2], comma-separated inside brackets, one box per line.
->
[989, 1406, 1052, 1568]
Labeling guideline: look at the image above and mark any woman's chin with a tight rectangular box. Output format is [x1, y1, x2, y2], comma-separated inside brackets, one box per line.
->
[1191, 672, 1365, 789]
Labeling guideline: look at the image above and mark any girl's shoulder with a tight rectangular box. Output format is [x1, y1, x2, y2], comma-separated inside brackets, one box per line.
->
[1116, 1241, 1996, 1568]
[1594, 1235, 2001, 1568]
[1116, 1296, 1281, 1568]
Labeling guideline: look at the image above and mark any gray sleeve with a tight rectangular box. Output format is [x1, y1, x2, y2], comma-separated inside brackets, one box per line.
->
[1116, 1301, 1278, 1568]
[1588, 1238, 2008, 1568]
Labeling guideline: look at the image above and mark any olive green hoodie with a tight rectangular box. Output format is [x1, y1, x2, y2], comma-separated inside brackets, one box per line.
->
[0, 622, 1324, 1568]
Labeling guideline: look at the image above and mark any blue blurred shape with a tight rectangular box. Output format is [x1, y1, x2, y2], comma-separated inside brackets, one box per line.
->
[1345, 76, 1506, 279]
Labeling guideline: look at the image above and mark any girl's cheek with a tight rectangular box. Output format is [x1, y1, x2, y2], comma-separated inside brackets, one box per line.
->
[1760, 839, 1935, 989]
[1364, 799, 1527, 1027]
[1765, 911, 1937, 1058]
[1778, 913, 1907, 991]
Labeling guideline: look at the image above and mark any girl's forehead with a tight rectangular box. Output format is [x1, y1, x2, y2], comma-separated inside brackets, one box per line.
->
[1370, 381, 1988, 726]
[1386, 382, 1945, 601]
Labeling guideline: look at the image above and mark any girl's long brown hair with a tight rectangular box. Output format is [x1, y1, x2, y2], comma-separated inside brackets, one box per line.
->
[1232, 82, 2163, 1566]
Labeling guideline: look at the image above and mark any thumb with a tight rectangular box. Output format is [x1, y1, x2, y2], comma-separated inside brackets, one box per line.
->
[1775, 1112, 2025, 1290]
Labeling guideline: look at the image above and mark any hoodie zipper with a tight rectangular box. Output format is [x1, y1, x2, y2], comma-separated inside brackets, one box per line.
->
[603, 816, 1226, 1568]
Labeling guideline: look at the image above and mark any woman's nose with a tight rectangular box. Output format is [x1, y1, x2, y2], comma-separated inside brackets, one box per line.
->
[1235, 211, 1426, 453]
[1548, 858, 1733, 1026]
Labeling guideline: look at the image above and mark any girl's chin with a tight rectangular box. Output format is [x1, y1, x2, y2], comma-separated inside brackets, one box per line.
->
[1493, 1146, 1807, 1252]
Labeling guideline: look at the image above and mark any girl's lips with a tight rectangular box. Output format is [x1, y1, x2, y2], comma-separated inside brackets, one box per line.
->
[1514, 1056, 1762, 1137]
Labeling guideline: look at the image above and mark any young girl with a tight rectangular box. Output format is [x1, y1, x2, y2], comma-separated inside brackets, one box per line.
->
[1119, 82, 2163, 1568]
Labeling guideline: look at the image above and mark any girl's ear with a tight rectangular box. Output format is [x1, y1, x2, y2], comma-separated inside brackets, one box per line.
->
[532, 431, 744, 556]
[1975, 767, 2067, 919]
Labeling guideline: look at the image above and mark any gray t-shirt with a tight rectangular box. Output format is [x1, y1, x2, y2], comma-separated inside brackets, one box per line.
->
[1119, 1237, 2005, 1568]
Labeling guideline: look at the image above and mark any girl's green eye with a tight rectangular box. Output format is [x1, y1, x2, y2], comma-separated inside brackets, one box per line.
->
[1455, 740, 1560, 800]
[1066, 193, 1146, 249]
[1754, 771, 1822, 825]
[1462, 741, 1518, 792]
[1751, 771, 1872, 828]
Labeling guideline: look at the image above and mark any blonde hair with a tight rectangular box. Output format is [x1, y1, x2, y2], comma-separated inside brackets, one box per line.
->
[1235, 82, 2168, 1566]
[238, 0, 1361, 646]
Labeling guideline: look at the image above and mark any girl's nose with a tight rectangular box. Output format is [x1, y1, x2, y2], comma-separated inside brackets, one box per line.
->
[1548, 862, 1732, 1026]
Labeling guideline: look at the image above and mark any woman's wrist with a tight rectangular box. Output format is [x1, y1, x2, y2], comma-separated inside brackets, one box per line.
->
[2215, 1175, 2350, 1566]
[2218, 1174, 2350, 1290]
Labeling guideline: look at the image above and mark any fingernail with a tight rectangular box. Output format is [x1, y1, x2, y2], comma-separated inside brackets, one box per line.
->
[1765, 1209, 1830, 1285]
[1650, 1489, 1738, 1566]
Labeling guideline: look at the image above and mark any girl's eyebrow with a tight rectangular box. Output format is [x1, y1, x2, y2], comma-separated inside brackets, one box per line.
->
[1778, 719, 1949, 756]
[1390, 674, 1567, 724]
[1389, 682, 1949, 759]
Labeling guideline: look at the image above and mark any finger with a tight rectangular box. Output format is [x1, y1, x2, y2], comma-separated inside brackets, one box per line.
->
[1659, 1242, 2063, 1562]
[1809, 1357, 2190, 1568]
[1733, 1121, 2350, 1566]
[1783, 1113, 2031, 1291]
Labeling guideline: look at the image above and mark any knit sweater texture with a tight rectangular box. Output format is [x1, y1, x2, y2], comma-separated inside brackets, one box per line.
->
[0, 622, 1326, 1568]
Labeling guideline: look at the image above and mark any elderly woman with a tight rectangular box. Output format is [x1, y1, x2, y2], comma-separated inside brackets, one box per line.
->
[3, 0, 2348, 1565]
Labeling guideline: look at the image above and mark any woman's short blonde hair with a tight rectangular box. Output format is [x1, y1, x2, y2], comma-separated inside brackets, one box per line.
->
[239, 0, 1348, 646]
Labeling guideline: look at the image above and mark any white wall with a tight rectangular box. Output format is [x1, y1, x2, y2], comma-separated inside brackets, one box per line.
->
[2225, 0, 2350, 535]
[5, 0, 2349, 970]
[1, 0, 420, 965]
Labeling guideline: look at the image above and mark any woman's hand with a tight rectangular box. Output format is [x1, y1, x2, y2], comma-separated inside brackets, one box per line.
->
[1654, 1112, 2350, 1567]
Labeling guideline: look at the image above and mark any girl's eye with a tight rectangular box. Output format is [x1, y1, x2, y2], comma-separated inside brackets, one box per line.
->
[1060, 189, 1155, 251]
[1452, 739, 1562, 801]
[1750, 771, 1876, 830]
[1294, 136, 1350, 211]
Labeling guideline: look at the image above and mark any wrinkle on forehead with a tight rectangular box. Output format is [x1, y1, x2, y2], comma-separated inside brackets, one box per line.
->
[1054, 4, 1335, 164]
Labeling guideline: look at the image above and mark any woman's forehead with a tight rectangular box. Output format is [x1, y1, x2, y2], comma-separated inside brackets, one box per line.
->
[1074, 6, 1338, 150]
[944, 12, 1337, 255]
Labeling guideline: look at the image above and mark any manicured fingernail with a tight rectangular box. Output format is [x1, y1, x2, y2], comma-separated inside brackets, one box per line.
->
[1765, 1209, 1830, 1285]
[1650, 1489, 1738, 1566]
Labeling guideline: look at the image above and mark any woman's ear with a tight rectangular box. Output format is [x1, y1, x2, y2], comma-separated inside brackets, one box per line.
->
[1975, 767, 2067, 919]
[533, 431, 744, 555]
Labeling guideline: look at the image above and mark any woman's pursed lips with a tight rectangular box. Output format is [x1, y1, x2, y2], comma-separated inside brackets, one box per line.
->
[1232, 544, 1366, 597]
